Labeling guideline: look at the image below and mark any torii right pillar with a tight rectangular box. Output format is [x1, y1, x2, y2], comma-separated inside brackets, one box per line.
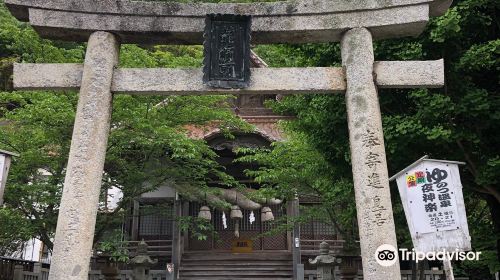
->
[341, 27, 401, 279]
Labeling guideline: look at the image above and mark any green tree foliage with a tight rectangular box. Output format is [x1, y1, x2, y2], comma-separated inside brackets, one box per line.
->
[0, 208, 32, 255]
[237, 134, 357, 243]
[0, 0, 247, 253]
[246, 0, 499, 277]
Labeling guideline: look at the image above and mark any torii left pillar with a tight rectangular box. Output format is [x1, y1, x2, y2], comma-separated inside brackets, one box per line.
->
[48, 31, 120, 280]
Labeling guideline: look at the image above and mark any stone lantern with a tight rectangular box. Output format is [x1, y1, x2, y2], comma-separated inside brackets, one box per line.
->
[309, 241, 342, 280]
[129, 240, 158, 280]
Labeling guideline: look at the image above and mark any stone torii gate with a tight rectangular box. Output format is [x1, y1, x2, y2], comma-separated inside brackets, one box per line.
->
[5, 0, 452, 279]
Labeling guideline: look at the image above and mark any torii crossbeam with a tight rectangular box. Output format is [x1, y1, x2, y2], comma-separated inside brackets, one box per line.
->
[5, 0, 452, 279]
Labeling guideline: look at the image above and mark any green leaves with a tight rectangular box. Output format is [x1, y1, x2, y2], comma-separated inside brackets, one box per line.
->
[177, 216, 215, 241]
[236, 134, 356, 238]
[476, 156, 500, 187]
[118, 45, 204, 68]
[459, 39, 500, 72]
[430, 8, 462, 43]
[430, 0, 494, 44]
[0, 0, 247, 251]
[0, 3, 84, 63]
[0, 207, 33, 255]
[96, 230, 130, 263]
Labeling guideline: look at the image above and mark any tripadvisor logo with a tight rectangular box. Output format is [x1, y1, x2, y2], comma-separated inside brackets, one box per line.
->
[375, 244, 482, 267]
[375, 244, 398, 267]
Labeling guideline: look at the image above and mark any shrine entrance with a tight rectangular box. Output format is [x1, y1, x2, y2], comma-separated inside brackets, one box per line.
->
[188, 203, 287, 251]
[187, 132, 288, 252]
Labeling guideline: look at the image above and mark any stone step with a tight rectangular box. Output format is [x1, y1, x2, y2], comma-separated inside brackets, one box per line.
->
[179, 252, 293, 280]
[179, 276, 293, 280]
[181, 253, 292, 261]
[179, 266, 292, 271]
[181, 261, 293, 266]
[180, 274, 293, 279]
[180, 271, 292, 276]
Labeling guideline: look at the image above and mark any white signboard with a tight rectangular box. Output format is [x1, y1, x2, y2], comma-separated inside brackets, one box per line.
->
[404, 164, 460, 234]
[0, 154, 7, 205]
[392, 157, 471, 252]
[0, 150, 18, 206]
[0, 154, 5, 183]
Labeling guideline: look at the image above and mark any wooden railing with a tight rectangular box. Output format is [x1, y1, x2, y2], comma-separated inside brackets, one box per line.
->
[300, 239, 346, 255]
[303, 269, 462, 280]
[90, 240, 173, 271]
[88, 270, 170, 280]
[0, 257, 40, 280]
[123, 240, 172, 257]
[400, 270, 444, 280]
[9, 265, 171, 280]
[401, 270, 468, 280]
[11, 263, 49, 280]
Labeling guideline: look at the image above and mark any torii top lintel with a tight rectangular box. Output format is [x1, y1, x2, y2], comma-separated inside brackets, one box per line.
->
[6, 0, 451, 45]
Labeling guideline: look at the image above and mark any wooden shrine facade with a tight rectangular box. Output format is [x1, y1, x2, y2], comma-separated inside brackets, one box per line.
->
[118, 93, 347, 274]
[123, 96, 338, 246]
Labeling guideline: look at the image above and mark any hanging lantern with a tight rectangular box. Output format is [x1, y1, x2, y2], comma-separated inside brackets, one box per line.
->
[261, 206, 274, 222]
[230, 205, 243, 238]
[230, 205, 243, 219]
[198, 205, 211, 221]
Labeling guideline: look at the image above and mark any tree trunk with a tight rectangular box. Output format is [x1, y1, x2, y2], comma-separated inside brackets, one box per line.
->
[39, 232, 54, 252]
[418, 259, 427, 280]
[411, 260, 418, 280]
[486, 195, 500, 262]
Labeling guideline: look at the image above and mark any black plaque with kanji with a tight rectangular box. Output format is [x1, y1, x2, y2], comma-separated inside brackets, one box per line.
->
[203, 14, 251, 89]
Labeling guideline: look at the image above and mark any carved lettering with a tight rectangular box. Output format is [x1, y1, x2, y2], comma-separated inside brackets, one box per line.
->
[367, 172, 383, 189]
[372, 196, 388, 226]
[203, 14, 251, 88]
[365, 152, 381, 168]
[361, 129, 381, 148]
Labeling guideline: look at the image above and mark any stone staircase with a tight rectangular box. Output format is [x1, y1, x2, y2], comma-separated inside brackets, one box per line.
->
[179, 251, 293, 280]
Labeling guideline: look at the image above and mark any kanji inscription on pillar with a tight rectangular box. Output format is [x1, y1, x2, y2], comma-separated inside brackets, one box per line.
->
[203, 14, 251, 89]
